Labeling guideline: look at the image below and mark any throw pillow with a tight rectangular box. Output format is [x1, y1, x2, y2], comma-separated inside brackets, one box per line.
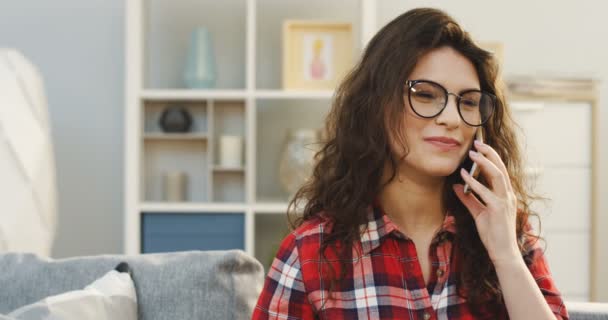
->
[2, 262, 137, 320]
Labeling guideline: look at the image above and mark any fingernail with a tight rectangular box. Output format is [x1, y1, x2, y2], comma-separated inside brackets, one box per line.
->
[474, 140, 482, 146]
[469, 150, 478, 157]
[460, 168, 468, 175]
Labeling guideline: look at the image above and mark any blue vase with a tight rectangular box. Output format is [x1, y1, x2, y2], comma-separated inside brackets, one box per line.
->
[184, 27, 216, 89]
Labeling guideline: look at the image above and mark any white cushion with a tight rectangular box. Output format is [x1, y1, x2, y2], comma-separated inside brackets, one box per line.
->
[1, 267, 137, 320]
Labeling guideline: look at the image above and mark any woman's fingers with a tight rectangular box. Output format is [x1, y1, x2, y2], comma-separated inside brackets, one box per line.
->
[468, 149, 509, 196]
[459, 167, 496, 206]
[473, 140, 513, 191]
[453, 184, 485, 219]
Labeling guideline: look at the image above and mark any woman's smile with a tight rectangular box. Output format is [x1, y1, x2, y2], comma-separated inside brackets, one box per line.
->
[424, 136, 462, 151]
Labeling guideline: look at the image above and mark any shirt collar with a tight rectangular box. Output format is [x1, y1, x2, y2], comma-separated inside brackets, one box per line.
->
[358, 197, 457, 255]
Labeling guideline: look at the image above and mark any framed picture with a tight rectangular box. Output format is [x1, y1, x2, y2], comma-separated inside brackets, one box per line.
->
[282, 20, 354, 90]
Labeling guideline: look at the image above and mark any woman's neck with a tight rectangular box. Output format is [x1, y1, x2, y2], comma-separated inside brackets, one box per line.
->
[378, 162, 447, 238]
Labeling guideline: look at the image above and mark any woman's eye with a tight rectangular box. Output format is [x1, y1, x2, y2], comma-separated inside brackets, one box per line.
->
[414, 91, 436, 99]
[461, 99, 479, 107]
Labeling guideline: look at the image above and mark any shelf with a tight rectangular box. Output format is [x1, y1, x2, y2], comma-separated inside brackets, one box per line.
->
[143, 133, 209, 141]
[140, 201, 296, 215]
[141, 202, 248, 213]
[140, 89, 342, 101]
[145, 0, 246, 89]
[141, 89, 248, 101]
[254, 202, 289, 214]
[212, 165, 245, 172]
[212, 100, 246, 165]
[255, 0, 362, 90]
[255, 90, 334, 99]
[142, 140, 209, 202]
[256, 99, 328, 202]
[143, 100, 208, 134]
[141, 89, 336, 100]
[212, 170, 246, 203]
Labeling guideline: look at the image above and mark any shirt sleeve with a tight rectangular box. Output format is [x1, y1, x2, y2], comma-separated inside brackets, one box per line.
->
[252, 231, 316, 320]
[522, 231, 570, 320]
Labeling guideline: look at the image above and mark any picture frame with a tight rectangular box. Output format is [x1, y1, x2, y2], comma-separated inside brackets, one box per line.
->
[282, 20, 354, 90]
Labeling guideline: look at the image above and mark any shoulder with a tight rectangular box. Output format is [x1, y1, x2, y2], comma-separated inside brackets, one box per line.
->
[285, 214, 333, 248]
[273, 212, 340, 264]
[295, 214, 334, 239]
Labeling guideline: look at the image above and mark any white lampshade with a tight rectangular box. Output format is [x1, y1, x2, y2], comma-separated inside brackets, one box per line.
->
[0, 49, 57, 256]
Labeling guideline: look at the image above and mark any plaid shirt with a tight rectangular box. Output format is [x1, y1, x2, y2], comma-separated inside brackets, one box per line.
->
[253, 199, 569, 320]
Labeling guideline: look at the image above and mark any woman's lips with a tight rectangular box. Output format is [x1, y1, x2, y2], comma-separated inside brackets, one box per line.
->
[425, 140, 461, 151]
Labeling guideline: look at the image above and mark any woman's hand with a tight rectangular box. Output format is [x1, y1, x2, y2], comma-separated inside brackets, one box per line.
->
[453, 140, 521, 266]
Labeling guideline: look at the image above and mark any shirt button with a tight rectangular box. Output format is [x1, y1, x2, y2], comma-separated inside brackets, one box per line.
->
[423, 311, 432, 320]
[436, 268, 444, 277]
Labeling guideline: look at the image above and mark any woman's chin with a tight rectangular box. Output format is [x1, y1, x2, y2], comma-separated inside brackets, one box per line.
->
[423, 161, 462, 177]
[399, 156, 463, 178]
[432, 168, 459, 177]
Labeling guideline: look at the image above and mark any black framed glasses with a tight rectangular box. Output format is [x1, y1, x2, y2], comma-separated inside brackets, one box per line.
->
[405, 79, 496, 127]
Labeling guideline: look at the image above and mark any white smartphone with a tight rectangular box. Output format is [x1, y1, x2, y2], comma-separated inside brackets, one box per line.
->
[463, 128, 483, 194]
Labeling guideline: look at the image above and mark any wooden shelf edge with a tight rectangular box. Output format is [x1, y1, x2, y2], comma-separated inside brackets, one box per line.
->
[138, 201, 300, 214]
[140, 89, 338, 100]
[141, 202, 247, 213]
[212, 165, 246, 172]
[143, 133, 209, 140]
[141, 89, 248, 100]
[255, 89, 334, 99]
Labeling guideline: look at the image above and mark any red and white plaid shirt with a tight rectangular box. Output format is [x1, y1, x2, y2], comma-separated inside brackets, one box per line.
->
[252, 199, 569, 320]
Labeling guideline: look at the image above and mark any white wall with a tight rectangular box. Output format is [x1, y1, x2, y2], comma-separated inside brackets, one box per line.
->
[0, 0, 125, 258]
[377, 0, 607, 301]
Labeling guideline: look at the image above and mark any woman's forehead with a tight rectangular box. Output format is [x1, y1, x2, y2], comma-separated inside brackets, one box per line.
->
[408, 47, 480, 91]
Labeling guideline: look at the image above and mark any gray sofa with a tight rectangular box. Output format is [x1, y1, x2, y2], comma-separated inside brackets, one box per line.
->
[566, 302, 608, 320]
[0, 250, 606, 320]
[0, 250, 264, 319]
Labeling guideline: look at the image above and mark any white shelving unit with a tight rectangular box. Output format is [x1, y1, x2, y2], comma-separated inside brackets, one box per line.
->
[126, 0, 604, 301]
[507, 91, 602, 301]
[126, 0, 374, 271]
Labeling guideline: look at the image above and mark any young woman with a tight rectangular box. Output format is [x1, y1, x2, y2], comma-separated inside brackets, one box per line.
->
[253, 8, 568, 320]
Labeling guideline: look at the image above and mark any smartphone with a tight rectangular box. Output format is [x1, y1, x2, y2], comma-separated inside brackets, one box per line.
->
[463, 128, 484, 194]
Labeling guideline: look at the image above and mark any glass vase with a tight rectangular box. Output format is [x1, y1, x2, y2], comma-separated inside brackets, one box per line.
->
[278, 129, 322, 197]
[183, 27, 216, 89]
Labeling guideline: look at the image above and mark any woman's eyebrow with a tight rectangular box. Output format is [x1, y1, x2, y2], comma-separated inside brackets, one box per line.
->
[458, 86, 481, 93]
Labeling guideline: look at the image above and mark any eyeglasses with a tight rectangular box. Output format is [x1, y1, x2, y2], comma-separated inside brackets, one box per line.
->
[405, 79, 496, 127]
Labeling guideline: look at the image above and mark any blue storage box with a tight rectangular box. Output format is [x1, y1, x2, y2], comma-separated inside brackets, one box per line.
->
[141, 213, 245, 253]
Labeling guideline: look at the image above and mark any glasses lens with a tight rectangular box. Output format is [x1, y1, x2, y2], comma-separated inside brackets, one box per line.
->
[409, 82, 446, 117]
[459, 91, 495, 126]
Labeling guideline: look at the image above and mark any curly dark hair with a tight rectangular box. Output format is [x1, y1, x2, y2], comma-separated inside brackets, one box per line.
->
[287, 7, 543, 316]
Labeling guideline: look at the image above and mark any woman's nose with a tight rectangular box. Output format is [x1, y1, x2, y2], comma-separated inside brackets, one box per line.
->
[436, 94, 461, 127]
